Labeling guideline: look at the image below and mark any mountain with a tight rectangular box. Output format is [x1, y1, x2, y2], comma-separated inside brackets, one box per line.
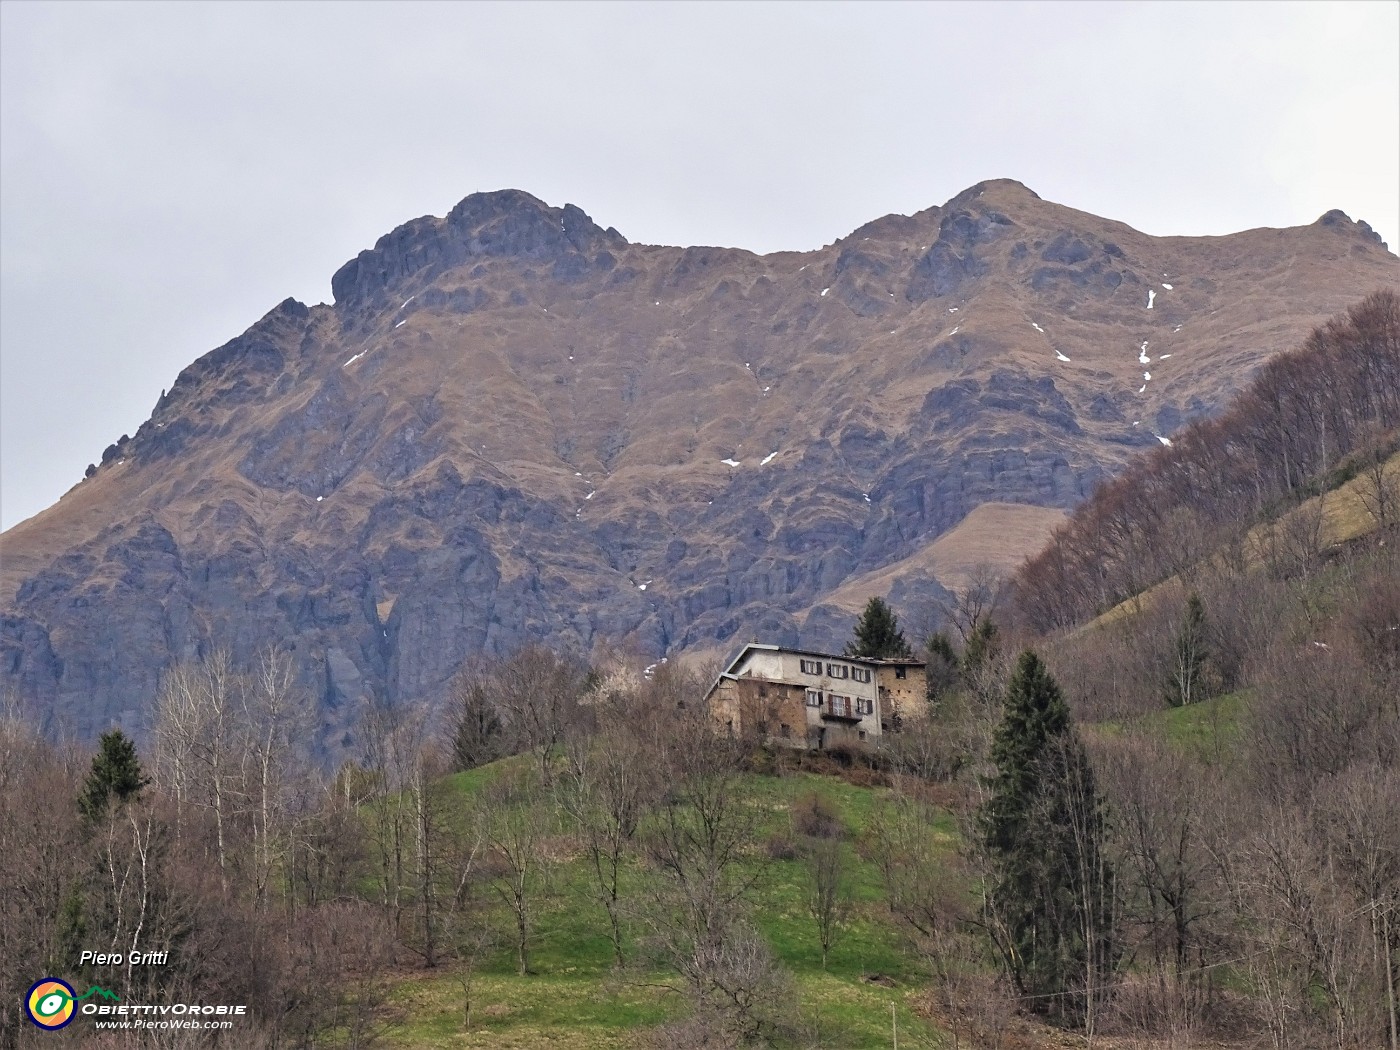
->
[2, 180, 1395, 747]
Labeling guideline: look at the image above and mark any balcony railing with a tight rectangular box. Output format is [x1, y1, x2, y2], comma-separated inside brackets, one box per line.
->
[820, 698, 861, 722]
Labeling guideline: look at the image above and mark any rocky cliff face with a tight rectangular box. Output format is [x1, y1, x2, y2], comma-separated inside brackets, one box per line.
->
[2, 180, 1395, 749]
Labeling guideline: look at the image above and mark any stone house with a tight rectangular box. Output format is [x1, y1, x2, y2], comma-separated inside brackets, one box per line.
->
[704, 643, 926, 750]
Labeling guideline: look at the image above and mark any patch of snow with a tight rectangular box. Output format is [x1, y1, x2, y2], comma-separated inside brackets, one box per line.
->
[1144, 371, 1152, 381]
[1031, 322, 1044, 333]
[394, 319, 407, 328]
[1161, 283, 1173, 290]
[654, 300, 660, 306]
[568, 354, 574, 360]
[316, 496, 324, 502]
[1139, 384, 1147, 393]
[798, 265, 806, 272]
[763, 386, 771, 393]
[760, 451, 778, 465]
[343, 351, 366, 367]
[950, 326, 960, 335]
[1159, 354, 1172, 359]
[585, 490, 596, 500]
[1139, 341, 1151, 364]
[948, 307, 959, 313]
[1147, 289, 1156, 309]
[400, 296, 415, 309]
[721, 458, 741, 467]
[863, 492, 871, 503]
[1133, 421, 1140, 426]
[1173, 324, 1183, 333]
[1056, 350, 1072, 362]
[820, 287, 830, 297]
[1158, 435, 1173, 446]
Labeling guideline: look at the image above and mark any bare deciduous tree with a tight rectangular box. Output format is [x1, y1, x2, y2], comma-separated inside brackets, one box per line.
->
[477, 770, 551, 976]
[802, 834, 850, 970]
[561, 707, 663, 966]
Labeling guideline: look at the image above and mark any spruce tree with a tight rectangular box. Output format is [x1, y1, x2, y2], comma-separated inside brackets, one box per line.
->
[979, 651, 1116, 1025]
[79, 729, 149, 820]
[961, 619, 999, 685]
[924, 631, 960, 709]
[453, 681, 504, 771]
[1167, 592, 1210, 707]
[844, 597, 913, 660]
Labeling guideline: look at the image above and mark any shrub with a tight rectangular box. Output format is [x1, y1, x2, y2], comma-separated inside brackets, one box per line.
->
[791, 790, 845, 840]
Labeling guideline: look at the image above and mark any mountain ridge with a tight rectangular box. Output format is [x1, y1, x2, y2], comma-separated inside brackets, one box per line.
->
[3, 179, 1395, 748]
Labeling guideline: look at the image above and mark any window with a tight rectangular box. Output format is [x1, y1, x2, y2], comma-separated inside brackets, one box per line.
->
[779, 723, 791, 738]
[894, 666, 907, 679]
[858, 730, 867, 740]
[799, 659, 822, 675]
[827, 663, 849, 679]
[856, 697, 874, 716]
[852, 667, 871, 683]
[806, 689, 822, 707]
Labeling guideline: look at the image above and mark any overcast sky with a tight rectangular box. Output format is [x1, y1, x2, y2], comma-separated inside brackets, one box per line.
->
[2, 1, 1396, 531]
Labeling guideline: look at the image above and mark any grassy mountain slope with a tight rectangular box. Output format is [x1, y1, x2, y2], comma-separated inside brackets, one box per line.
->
[377, 762, 953, 1049]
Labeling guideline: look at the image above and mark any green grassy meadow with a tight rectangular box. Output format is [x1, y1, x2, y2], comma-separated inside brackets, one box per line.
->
[378, 766, 955, 1048]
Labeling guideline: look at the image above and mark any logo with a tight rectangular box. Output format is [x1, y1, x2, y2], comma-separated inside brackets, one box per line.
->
[25, 979, 76, 1030]
[24, 980, 121, 1030]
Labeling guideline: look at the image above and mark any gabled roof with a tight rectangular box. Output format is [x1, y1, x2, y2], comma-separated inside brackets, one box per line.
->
[719, 642, 925, 678]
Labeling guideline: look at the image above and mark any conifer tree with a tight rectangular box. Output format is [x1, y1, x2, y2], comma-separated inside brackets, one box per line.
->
[960, 619, 999, 685]
[979, 651, 1116, 1026]
[79, 729, 149, 820]
[844, 597, 913, 660]
[924, 631, 960, 708]
[1167, 592, 1210, 707]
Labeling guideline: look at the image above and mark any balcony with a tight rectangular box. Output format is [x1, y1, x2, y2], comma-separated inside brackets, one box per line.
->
[820, 698, 861, 723]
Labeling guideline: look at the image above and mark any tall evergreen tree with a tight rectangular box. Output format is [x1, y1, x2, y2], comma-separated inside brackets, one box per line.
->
[979, 651, 1116, 1026]
[79, 729, 149, 820]
[1167, 592, 1211, 707]
[452, 679, 505, 771]
[960, 619, 999, 685]
[924, 631, 960, 709]
[844, 597, 913, 660]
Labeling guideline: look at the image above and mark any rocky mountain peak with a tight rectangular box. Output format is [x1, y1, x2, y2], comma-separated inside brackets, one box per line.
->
[331, 190, 625, 309]
[1316, 208, 1389, 251]
[945, 178, 1043, 212]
